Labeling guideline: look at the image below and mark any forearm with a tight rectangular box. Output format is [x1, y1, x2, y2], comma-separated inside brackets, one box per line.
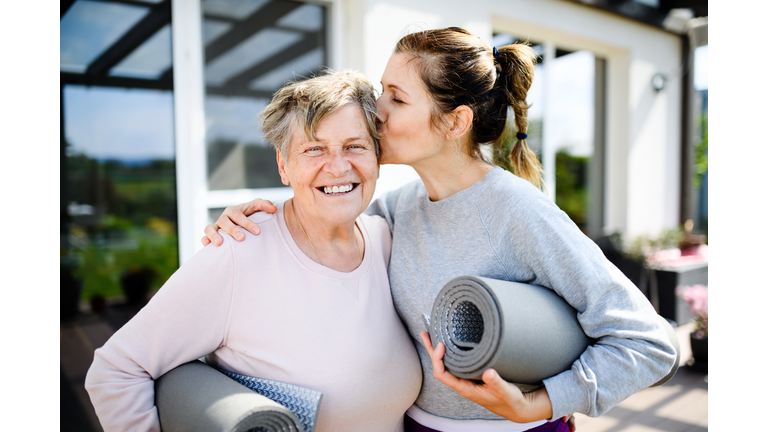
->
[510, 208, 677, 419]
[85, 348, 162, 431]
[85, 240, 236, 430]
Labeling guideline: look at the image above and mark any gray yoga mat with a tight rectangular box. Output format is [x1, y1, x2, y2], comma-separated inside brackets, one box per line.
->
[155, 360, 322, 432]
[426, 276, 679, 392]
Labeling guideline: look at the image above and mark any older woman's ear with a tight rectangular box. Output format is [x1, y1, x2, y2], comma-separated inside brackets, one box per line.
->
[276, 150, 290, 186]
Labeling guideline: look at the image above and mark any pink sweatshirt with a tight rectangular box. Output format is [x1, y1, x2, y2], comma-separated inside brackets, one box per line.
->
[85, 202, 422, 432]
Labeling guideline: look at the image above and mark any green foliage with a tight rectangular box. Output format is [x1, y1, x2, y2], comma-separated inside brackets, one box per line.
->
[63, 150, 180, 301]
[693, 114, 708, 188]
[72, 223, 179, 300]
[624, 227, 686, 264]
[555, 150, 588, 230]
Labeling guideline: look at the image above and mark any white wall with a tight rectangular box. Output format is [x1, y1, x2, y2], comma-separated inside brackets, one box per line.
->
[348, 0, 683, 238]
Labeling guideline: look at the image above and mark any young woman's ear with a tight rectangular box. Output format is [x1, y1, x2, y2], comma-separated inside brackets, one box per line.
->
[445, 105, 474, 141]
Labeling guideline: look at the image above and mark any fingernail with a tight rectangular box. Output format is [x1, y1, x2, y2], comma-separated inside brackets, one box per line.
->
[236, 232, 244, 240]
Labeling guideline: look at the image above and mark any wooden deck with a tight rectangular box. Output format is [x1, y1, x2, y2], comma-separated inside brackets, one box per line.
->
[573, 322, 708, 432]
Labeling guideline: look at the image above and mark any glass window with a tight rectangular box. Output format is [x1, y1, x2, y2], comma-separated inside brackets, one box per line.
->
[110, 24, 174, 79]
[201, 0, 329, 191]
[61, 0, 178, 313]
[60, 1, 150, 73]
[693, 45, 708, 235]
[61, 1, 178, 429]
[493, 33, 605, 236]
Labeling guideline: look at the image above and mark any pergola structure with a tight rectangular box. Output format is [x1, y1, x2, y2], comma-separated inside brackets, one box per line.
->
[60, 0, 324, 98]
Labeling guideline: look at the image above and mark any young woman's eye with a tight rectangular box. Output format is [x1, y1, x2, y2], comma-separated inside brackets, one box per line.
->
[392, 97, 404, 104]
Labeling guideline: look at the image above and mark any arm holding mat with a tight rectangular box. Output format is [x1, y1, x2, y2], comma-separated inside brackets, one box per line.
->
[426, 277, 680, 389]
[85, 237, 237, 431]
[474, 184, 678, 420]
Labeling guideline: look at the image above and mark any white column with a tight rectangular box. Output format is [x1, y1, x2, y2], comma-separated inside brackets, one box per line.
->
[541, 42, 556, 201]
[172, 0, 208, 264]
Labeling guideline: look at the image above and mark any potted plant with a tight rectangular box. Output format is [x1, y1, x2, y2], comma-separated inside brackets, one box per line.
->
[676, 284, 708, 369]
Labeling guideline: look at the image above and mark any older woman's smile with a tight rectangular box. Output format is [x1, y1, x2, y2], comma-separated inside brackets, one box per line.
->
[321, 183, 357, 195]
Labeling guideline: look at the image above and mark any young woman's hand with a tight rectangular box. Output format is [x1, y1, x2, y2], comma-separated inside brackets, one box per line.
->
[201, 199, 277, 246]
[562, 414, 576, 431]
[419, 331, 555, 425]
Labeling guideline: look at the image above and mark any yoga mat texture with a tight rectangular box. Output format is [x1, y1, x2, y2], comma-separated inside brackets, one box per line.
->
[155, 360, 322, 432]
[427, 276, 679, 391]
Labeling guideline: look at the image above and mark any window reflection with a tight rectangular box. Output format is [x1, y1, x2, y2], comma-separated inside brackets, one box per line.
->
[60, 0, 150, 73]
[110, 24, 173, 79]
[62, 85, 178, 306]
[61, 0, 178, 315]
[61, 2, 178, 428]
[205, 28, 304, 87]
[202, 0, 329, 190]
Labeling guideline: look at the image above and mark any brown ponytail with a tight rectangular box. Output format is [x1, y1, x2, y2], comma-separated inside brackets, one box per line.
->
[394, 27, 546, 191]
[496, 44, 545, 191]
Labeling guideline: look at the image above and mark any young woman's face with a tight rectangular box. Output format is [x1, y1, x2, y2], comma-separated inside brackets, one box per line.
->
[376, 53, 447, 166]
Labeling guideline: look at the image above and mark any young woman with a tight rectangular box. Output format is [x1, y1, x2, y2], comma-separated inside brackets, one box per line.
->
[203, 27, 676, 432]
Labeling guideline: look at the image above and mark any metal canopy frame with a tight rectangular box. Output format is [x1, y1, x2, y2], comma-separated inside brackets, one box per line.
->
[60, 0, 325, 98]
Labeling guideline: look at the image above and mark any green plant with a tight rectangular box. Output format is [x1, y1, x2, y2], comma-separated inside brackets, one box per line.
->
[625, 227, 685, 266]
[693, 114, 708, 189]
[72, 220, 179, 301]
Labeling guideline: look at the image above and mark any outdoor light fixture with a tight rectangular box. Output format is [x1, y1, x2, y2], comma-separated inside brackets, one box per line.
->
[652, 73, 666, 92]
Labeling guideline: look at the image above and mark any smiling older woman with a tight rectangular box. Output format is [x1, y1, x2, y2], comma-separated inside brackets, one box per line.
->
[84, 70, 422, 432]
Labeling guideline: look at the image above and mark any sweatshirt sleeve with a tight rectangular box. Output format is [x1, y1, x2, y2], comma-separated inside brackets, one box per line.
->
[84, 234, 237, 432]
[489, 189, 677, 420]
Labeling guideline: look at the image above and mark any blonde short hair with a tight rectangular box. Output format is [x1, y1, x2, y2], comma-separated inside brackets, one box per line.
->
[261, 69, 381, 157]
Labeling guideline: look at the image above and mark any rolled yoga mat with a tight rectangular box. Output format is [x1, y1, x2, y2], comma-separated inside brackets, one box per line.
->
[427, 276, 680, 392]
[155, 360, 322, 432]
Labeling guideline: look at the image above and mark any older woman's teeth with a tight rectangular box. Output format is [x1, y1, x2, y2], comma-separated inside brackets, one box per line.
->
[324, 185, 353, 194]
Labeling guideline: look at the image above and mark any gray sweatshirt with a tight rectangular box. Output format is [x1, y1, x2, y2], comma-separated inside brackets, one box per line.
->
[367, 167, 676, 424]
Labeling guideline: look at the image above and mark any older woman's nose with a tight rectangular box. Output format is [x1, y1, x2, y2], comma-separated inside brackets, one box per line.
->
[326, 151, 352, 175]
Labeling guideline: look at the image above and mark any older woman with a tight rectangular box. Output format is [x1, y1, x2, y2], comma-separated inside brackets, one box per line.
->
[84, 70, 422, 432]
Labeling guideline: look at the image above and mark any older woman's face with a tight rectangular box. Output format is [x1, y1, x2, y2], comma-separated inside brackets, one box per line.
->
[277, 104, 379, 226]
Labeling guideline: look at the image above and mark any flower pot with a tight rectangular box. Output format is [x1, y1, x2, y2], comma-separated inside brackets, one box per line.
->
[90, 295, 106, 314]
[689, 333, 708, 367]
[121, 268, 153, 305]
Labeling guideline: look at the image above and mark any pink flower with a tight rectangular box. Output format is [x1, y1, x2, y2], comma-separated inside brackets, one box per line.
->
[676, 284, 708, 336]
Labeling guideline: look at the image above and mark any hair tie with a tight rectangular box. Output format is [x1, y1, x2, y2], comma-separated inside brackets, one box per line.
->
[493, 46, 500, 62]
[516, 132, 528, 140]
